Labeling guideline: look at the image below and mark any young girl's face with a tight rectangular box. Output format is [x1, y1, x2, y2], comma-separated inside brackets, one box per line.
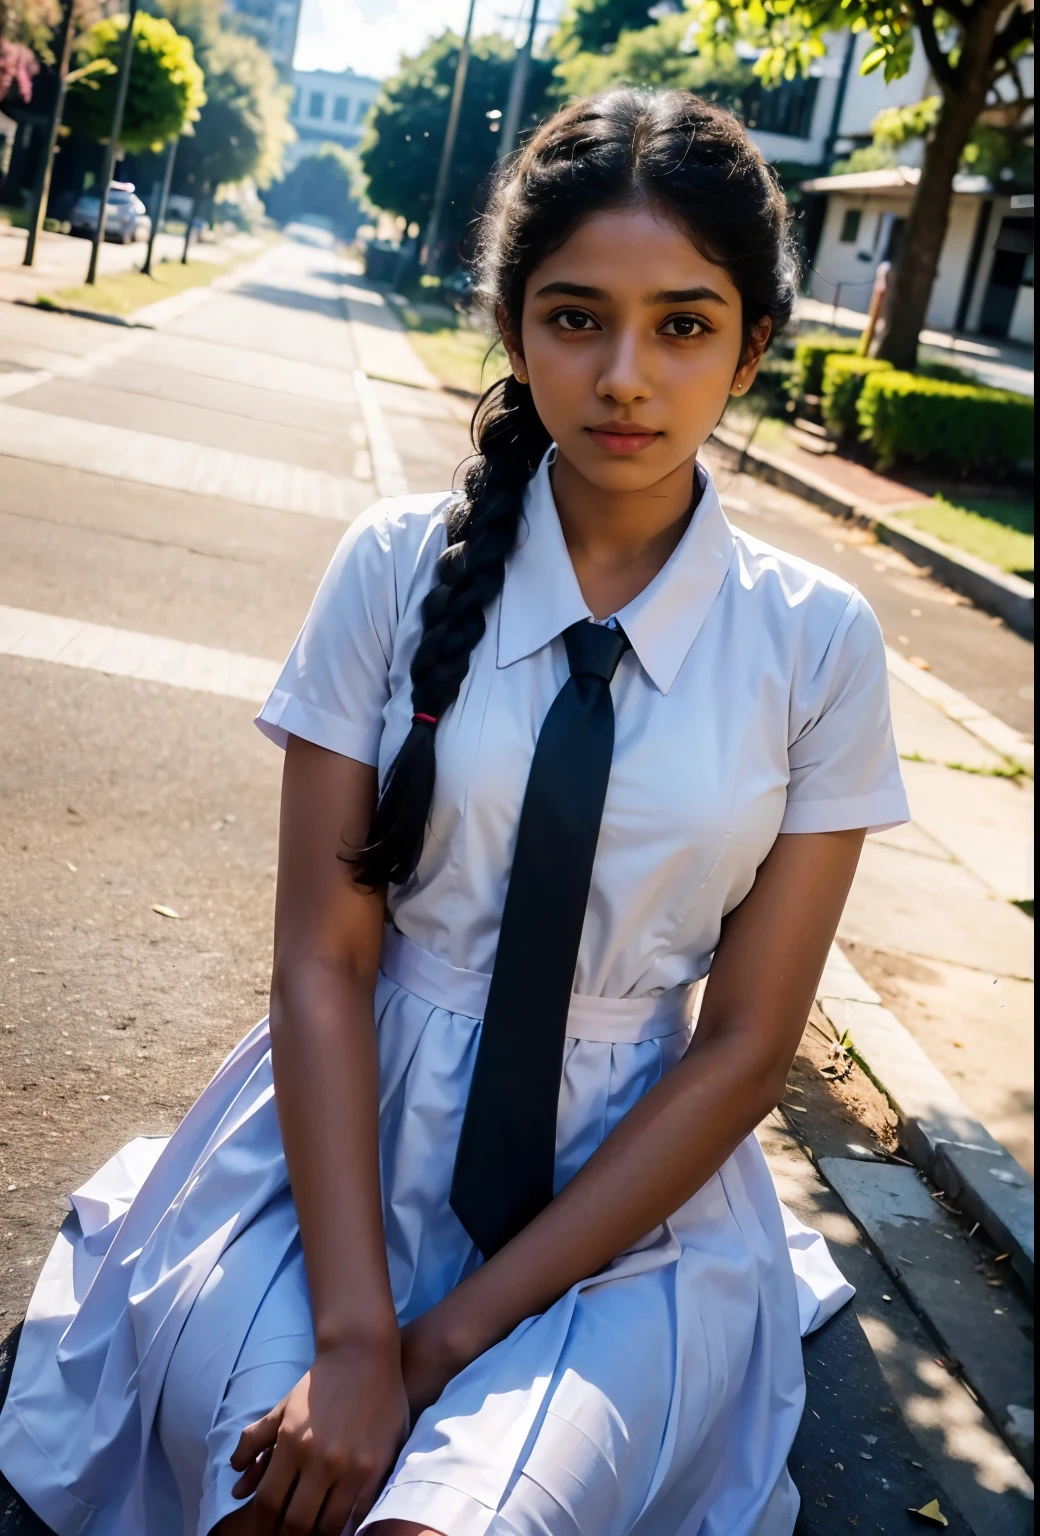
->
[506, 202, 767, 495]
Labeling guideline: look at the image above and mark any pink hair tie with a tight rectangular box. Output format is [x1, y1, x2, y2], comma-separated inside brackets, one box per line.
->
[413, 712, 439, 727]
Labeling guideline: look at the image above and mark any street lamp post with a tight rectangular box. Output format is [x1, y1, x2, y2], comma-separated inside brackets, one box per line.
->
[85, 0, 140, 286]
[141, 133, 178, 278]
[23, 0, 76, 268]
[421, 0, 478, 277]
[498, 0, 542, 160]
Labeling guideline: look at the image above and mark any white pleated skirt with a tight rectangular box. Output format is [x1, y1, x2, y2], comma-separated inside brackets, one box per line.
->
[0, 931, 852, 1536]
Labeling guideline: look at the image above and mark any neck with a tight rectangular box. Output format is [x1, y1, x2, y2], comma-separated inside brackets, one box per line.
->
[549, 451, 701, 620]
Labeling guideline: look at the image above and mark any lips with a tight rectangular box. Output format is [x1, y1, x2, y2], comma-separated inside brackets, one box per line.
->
[585, 422, 661, 455]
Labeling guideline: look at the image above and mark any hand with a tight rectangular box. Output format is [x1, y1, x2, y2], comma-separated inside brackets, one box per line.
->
[229, 1335, 409, 1535]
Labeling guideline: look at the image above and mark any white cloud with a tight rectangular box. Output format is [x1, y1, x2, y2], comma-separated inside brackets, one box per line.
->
[294, 0, 511, 81]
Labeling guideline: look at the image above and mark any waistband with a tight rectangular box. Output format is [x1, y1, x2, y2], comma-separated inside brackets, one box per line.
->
[379, 927, 700, 1044]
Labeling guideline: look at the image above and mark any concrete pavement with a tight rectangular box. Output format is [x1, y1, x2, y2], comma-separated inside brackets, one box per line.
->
[0, 236, 1032, 1530]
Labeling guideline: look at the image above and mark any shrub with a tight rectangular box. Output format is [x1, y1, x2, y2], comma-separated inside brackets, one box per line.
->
[857, 371, 1034, 473]
[821, 354, 893, 437]
[792, 332, 859, 399]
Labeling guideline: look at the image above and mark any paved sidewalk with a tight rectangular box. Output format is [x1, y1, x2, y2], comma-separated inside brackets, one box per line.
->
[0, 222, 256, 305]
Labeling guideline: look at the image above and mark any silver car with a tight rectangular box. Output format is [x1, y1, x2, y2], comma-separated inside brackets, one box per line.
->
[70, 183, 151, 244]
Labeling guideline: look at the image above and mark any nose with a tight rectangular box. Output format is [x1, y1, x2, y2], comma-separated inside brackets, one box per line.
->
[595, 327, 652, 406]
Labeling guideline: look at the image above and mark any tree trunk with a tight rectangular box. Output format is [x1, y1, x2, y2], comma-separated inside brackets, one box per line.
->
[873, 0, 1003, 370]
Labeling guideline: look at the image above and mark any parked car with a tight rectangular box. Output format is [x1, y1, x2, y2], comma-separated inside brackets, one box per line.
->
[69, 182, 151, 244]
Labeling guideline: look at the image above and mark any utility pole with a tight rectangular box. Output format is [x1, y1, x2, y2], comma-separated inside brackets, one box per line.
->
[86, 0, 139, 286]
[23, 0, 76, 268]
[498, 0, 541, 160]
[141, 133, 178, 277]
[421, 0, 478, 277]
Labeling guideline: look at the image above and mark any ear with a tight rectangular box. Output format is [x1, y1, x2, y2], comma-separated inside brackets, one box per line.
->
[496, 304, 529, 386]
[730, 317, 772, 398]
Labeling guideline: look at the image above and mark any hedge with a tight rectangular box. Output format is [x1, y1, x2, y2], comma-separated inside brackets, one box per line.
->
[821, 355, 893, 437]
[856, 371, 1035, 472]
[792, 333, 859, 398]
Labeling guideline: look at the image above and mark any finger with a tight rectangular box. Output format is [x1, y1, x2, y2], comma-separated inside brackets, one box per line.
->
[231, 1400, 287, 1470]
[280, 1468, 335, 1535]
[248, 1442, 299, 1536]
[343, 1475, 383, 1536]
[232, 1444, 273, 1500]
[316, 1480, 359, 1536]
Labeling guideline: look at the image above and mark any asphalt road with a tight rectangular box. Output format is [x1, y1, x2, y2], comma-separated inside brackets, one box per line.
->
[0, 238, 1031, 1533]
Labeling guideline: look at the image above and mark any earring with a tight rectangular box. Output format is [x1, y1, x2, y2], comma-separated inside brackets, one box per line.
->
[515, 372, 529, 385]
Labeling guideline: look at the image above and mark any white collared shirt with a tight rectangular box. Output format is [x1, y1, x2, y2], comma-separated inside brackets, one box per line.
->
[257, 453, 908, 998]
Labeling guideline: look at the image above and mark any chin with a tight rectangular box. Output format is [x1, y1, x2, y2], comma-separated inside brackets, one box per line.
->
[563, 443, 700, 493]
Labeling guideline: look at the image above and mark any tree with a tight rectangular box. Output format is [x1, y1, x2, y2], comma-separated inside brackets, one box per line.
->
[65, 11, 205, 152]
[359, 29, 553, 256]
[696, 0, 1034, 371]
[172, 27, 293, 195]
[264, 142, 359, 232]
[553, 10, 755, 108]
[551, 0, 665, 57]
[1, 0, 60, 100]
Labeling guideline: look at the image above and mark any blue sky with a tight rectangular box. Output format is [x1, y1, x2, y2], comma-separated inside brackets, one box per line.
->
[294, 0, 564, 81]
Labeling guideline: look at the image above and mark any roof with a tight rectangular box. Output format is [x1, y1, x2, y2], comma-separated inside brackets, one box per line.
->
[799, 165, 993, 197]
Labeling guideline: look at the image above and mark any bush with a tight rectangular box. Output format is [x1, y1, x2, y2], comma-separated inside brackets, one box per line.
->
[792, 332, 859, 398]
[821, 355, 893, 437]
[857, 371, 1034, 473]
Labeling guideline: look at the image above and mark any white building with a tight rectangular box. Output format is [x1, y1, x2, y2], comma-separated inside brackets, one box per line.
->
[286, 68, 382, 168]
[226, 0, 302, 72]
[802, 169, 1033, 345]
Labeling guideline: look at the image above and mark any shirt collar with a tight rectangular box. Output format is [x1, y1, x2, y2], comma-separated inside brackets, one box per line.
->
[497, 447, 736, 694]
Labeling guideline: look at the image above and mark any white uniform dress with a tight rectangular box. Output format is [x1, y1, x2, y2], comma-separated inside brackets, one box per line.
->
[0, 453, 909, 1536]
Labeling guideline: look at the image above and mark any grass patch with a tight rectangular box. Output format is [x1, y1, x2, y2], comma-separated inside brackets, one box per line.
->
[50, 253, 233, 318]
[0, 202, 29, 229]
[395, 303, 508, 396]
[897, 493, 1033, 580]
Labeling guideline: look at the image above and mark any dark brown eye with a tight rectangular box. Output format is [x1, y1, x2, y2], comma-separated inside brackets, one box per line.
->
[661, 315, 705, 337]
[557, 310, 595, 331]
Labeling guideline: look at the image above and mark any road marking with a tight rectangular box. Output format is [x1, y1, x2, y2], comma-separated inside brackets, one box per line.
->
[0, 401, 371, 520]
[0, 604, 280, 702]
[353, 369, 408, 498]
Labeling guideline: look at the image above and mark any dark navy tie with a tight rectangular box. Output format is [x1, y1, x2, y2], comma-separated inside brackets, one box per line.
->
[450, 619, 630, 1258]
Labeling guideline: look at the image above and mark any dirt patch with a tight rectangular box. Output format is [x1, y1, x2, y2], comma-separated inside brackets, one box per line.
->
[782, 1005, 901, 1162]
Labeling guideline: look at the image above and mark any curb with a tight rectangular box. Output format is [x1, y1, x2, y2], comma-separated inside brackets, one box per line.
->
[885, 646, 1034, 776]
[711, 426, 1034, 640]
[815, 944, 1034, 1296]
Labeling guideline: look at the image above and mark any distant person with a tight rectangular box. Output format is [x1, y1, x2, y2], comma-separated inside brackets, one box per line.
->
[0, 89, 908, 1536]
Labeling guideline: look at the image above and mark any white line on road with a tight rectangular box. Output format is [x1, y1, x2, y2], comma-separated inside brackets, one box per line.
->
[0, 401, 371, 520]
[353, 369, 409, 499]
[0, 604, 280, 702]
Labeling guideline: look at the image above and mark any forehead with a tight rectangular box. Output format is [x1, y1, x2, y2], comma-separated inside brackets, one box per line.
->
[525, 203, 741, 304]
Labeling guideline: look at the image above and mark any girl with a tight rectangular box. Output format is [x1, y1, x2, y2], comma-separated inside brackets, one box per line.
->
[0, 90, 908, 1536]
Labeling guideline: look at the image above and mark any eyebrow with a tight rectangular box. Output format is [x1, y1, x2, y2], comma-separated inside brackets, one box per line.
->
[533, 280, 729, 306]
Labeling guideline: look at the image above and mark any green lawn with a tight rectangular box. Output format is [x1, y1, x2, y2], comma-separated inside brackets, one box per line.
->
[898, 493, 1033, 580]
[395, 301, 508, 396]
[47, 253, 233, 318]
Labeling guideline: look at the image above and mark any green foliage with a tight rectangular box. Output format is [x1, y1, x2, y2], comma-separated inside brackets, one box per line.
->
[264, 143, 357, 230]
[872, 95, 941, 149]
[359, 30, 553, 245]
[173, 28, 293, 193]
[65, 12, 205, 153]
[791, 333, 858, 398]
[821, 353, 892, 436]
[829, 143, 897, 176]
[552, 0, 661, 57]
[553, 11, 755, 105]
[856, 371, 1034, 473]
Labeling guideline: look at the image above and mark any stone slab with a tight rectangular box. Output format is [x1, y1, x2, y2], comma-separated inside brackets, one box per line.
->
[900, 758, 1033, 905]
[889, 673, 1009, 773]
[934, 1143, 1035, 1295]
[819, 1159, 1034, 1474]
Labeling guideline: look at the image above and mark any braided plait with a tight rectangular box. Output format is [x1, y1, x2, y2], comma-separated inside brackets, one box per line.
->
[352, 376, 549, 886]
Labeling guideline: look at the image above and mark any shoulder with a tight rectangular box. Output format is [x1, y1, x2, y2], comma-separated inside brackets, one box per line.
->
[327, 490, 455, 601]
[727, 524, 879, 656]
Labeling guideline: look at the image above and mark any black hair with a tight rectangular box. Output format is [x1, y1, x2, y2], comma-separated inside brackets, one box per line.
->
[352, 87, 797, 887]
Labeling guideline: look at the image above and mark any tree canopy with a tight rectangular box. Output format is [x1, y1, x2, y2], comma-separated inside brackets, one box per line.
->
[264, 143, 359, 232]
[172, 27, 293, 195]
[358, 29, 553, 252]
[551, 0, 663, 57]
[553, 10, 755, 108]
[65, 11, 205, 153]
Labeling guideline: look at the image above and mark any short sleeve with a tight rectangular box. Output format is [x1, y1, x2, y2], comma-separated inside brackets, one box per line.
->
[780, 591, 909, 835]
[255, 505, 397, 765]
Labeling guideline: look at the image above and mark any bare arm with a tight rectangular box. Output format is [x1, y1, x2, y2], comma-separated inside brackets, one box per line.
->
[231, 737, 406, 1536]
[404, 828, 865, 1403]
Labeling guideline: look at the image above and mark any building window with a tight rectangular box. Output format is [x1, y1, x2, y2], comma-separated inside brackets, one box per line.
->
[333, 96, 349, 123]
[839, 209, 862, 245]
[355, 97, 369, 125]
[745, 75, 819, 141]
[308, 91, 325, 120]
